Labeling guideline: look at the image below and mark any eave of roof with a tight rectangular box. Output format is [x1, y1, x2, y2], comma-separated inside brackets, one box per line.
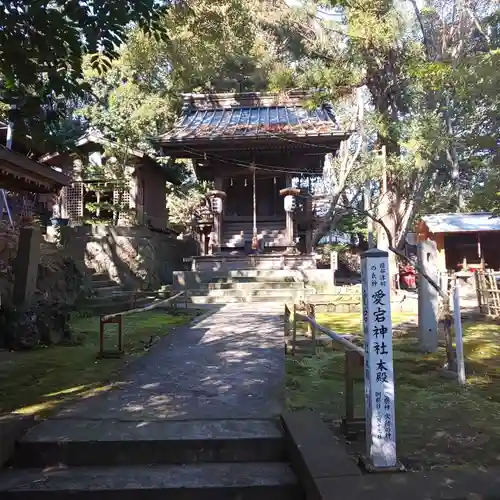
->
[421, 212, 500, 233]
[39, 132, 181, 185]
[0, 146, 69, 192]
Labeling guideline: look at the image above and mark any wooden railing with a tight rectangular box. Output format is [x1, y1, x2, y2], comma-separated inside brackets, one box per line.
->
[284, 303, 365, 437]
[98, 291, 185, 358]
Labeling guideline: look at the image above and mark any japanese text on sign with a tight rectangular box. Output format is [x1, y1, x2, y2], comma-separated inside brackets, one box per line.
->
[361, 250, 397, 468]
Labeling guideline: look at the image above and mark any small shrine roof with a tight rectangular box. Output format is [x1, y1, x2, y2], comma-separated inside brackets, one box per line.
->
[421, 212, 500, 233]
[0, 145, 69, 193]
[156, 91, 347, 145]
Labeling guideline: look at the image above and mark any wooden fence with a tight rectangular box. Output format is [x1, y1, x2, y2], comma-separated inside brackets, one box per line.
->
[284, 303, 365, 438]
[98, 290, 185, 358]
[475, 270, 500, 317]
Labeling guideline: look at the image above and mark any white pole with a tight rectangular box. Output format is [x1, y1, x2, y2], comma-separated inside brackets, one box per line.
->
[453, 282, 466, 385]
[361, 248, 397, 469]
[1, 111, 14, 227]
[252, 167, 257, 237]
[331, 251, 338, 287]
[6, 121, 13, 150]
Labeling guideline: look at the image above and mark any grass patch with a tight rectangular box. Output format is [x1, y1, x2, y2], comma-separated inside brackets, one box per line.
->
[286, 313, 500, 470]
[312, 311, 416, 333]
[0, 310, 197, 418]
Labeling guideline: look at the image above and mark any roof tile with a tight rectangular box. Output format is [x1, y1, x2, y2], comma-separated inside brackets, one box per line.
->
[160, 105, 340, 142]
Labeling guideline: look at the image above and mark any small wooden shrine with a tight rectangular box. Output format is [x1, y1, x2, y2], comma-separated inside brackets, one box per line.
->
[40, 131, 179, 231]
[0, 146, 69, 194]
[0, 123, 69, 223]
[417, 212, 500, 272]
[156, 91, 349, 270]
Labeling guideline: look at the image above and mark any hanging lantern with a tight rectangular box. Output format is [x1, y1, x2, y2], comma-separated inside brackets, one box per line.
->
[211, 197, 223, 214]
[273, 177, 276, 185]
[245, 178, 247, 187]
[284, 195, 295, 212]
[230, 178, 233, 187]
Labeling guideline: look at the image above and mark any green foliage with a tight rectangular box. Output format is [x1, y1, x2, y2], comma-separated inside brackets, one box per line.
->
[72, 0, 284, 229]
[0, 0, 167, 148]
[469, 170, 500, 215]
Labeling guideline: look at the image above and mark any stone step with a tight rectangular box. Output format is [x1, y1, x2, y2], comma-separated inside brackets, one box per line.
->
[85, 296, 155, 315]
[224, 270, 308, 280]
[207, 281, 307, 291]
[190, 288, 307, 299]
[205, 276, 303, 284]
[88, 291, 164, 304]
[0, 462, 300, 500]
[223, 227, 285, 236]
[93, 285, 123, 296]
[178, 270, 311, 285]
[91, 277, 120, 289]
[91, 272, 115, 281]
[187, 294, 296, 305]
[13, 419, 285, 467]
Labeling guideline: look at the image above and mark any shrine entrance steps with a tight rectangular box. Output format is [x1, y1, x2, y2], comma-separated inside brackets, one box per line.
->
[86, 272, 163, 315]
[174, 269, 320, 305]
[3, 419, 297, 499]
[0, 303, 301, 499]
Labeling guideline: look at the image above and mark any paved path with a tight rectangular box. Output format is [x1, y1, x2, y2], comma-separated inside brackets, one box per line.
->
[55, 303, 285, 421]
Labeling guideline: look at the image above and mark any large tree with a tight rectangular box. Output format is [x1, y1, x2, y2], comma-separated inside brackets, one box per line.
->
[0, 0, 168, 148]
[76, 0, 280, 229]
[261, 0, 499, 250]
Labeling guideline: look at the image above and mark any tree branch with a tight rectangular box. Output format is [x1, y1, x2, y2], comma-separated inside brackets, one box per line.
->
[340, 204, 448, 301]
[407, 0, 433, 60]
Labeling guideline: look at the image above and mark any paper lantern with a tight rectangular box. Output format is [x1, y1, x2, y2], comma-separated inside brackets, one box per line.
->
[284, 195, 295, 212]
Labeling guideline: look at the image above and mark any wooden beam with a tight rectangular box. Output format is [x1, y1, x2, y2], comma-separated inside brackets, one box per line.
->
[0, 148, 69, 191]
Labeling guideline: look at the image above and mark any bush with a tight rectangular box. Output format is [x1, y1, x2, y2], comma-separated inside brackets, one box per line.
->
[0, 224, 91, 350]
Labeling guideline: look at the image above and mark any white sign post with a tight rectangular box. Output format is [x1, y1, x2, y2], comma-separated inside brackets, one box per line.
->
[330, 251, 338, 286]
[453, 282, 466, 386]
[361, 249, 398, 470]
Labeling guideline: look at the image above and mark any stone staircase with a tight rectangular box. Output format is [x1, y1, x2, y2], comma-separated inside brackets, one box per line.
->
[222, 221, 287, 248]
[180, 270, 315, 305]
[1, 418, 301, 499]
[86, 273, 163, 315]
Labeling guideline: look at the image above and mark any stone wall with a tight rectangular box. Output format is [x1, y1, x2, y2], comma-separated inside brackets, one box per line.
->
[48, 225, 195, 290]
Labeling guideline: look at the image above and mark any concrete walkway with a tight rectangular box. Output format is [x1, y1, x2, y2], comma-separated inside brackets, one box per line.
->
[56, 303, 285, 421]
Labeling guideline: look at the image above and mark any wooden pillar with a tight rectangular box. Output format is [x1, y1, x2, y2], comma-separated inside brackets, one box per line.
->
[305, 196, 313, 254]
[214, 179, 224, 250]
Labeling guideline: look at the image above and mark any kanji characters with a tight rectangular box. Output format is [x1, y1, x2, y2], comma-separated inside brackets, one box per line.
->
[372, 289, 386, 305]
[373, 324, 388, 339]
[373, 306, 386, 323]
[374, 341, 388, 355]
[377, 359, 388, 372]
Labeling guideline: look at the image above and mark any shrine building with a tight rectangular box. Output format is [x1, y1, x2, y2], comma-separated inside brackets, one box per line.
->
[156, 91, 349, 271]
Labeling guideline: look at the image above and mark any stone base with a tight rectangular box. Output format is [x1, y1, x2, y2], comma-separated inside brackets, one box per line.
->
[187, 254, 317, 272]
[358, 455, 406, 473]
[0, 414, 36, 467]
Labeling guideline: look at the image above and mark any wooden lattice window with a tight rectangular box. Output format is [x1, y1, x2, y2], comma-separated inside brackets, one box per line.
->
[63, 182, 84, 222]
[114, 185, 132, 225]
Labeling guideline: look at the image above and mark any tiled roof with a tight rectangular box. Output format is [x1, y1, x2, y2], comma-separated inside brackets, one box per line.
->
[157, 92, 344, 143]
[422, 212, 500, 233]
